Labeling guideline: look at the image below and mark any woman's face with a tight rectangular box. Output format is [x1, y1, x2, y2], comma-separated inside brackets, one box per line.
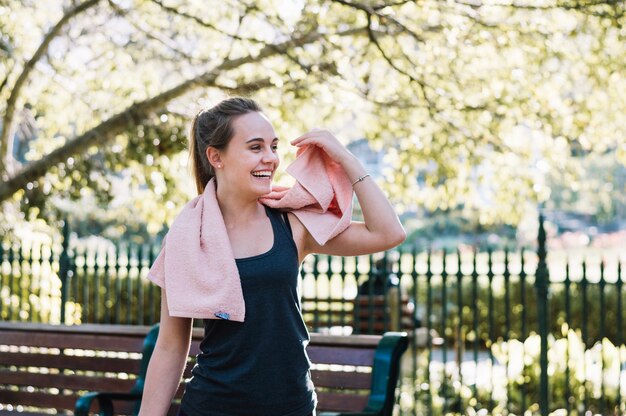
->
[216, 111, 280, 197]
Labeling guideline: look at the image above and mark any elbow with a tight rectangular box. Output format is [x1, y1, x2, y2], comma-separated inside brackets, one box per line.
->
[394, 228, 407, 246]
[385, 226, 406, 249]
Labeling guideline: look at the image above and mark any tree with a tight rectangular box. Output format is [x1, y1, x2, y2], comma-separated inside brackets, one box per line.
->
[0, 0, 623, 238]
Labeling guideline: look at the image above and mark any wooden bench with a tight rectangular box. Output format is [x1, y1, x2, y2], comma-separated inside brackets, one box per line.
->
[0, 322, 408, 416]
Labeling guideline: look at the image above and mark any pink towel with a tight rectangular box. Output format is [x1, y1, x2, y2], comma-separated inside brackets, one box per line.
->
[147, 145, 353, 321]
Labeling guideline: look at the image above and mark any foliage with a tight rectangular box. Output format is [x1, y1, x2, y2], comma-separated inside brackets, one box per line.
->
[402, 209, 518, 250]
[547, 151, 626, 226]
[406, 274, 626, 348]
[492, 330, 625, 414]
[0, 0, 624, 240]
[399, 330, 625, 415]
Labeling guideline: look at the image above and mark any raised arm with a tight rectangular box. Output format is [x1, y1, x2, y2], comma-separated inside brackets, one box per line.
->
[289, 129, 406, 259]
[138, 289, 193, 416]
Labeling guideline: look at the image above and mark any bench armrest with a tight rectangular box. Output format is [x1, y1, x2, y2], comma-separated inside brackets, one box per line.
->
[75, 391, 142, 416]
[363, 331, 409, 415]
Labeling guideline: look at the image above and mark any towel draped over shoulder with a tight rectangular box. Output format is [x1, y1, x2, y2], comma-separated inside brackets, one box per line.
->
[147, 145, 353, 321]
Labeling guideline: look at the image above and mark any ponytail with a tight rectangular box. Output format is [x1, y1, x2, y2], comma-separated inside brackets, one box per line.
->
[189, 111, 214, 195]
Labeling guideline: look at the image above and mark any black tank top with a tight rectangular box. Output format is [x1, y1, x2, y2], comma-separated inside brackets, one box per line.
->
[180, 206, 316, 416]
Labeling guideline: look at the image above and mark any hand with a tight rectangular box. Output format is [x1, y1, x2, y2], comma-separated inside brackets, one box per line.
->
[290, 128, 353, 164]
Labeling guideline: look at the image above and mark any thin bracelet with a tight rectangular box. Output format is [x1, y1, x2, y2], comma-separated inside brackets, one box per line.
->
[351, 173, 370, 187]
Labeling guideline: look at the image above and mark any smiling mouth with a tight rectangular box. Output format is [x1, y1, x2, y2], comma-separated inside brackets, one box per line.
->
[251, 170, 272, 179]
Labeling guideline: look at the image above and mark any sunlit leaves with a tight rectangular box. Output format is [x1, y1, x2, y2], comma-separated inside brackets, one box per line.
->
[0, 0, 623, 237]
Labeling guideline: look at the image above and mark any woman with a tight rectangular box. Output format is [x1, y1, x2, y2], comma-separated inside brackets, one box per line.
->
[139, 97, 405, 416]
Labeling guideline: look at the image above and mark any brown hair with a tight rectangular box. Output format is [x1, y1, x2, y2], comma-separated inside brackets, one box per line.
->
[188, 97, 262, 195]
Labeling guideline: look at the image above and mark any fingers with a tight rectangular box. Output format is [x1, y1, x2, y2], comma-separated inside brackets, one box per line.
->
[290, 129, 351, 163]
[290, 137, 318, 149]
[290, 134, 312, 147]
[290, 128, 332, 146]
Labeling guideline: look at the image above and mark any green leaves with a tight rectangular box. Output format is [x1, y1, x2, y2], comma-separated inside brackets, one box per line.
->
[0, 0, 623, 236]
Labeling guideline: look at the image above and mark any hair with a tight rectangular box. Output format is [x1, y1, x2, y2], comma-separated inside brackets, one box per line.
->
[188, 97, 262, 195]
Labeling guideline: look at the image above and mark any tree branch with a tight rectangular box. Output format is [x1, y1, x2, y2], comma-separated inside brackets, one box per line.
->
[148, 0, 268, 45]
[331, 0, 425, 42]
[215, 77, 274, 94]
[364, 14, 436, 115]
[0, 0, 102, 174]
[0, 27, 366, 202]
[107, 0, 197, 62]
[0, 70, 11, 97]
[373, 0, 416, 10]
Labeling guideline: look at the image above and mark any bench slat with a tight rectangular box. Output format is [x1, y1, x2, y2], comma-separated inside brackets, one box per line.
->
[0, 390, 148, 415]
[309, 333, 381, 347]
[82, 399, 138, 415]
[0, 369, 136, 391]
[315, 391, 369, 412]
[0, 331, 145, 353]
[0, 390, 79, 411]
[0, 323, 153, 336]
[311, 369, 371, 389]
[0, 351, 142, 374]
[307, 346, 376, 366]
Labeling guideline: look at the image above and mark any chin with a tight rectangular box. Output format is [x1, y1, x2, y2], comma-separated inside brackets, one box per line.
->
[250, 181, 272, 195]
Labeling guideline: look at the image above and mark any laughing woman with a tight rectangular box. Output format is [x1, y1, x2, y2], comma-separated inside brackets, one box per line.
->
[139, 97, 405, 416]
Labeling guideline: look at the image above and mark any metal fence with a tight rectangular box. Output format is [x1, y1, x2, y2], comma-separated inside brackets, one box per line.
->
[1, 217, 624, 415]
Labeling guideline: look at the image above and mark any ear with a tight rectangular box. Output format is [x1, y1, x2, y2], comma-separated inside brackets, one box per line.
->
[205, 146, 223, 169]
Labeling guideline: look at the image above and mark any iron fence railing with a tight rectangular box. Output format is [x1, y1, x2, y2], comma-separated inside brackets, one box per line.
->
[1, 217, 624, 415]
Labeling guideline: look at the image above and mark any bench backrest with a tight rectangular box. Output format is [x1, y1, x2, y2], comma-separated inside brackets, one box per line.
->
[0, 322, 407, 415]
[0, 323, 155, 414]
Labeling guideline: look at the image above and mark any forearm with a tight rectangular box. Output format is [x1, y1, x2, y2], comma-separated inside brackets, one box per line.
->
[138, 345, 189, 416]
[339, 153, 405, 243]
[139, 290, 192, 416]
[290, 129, 406, 251]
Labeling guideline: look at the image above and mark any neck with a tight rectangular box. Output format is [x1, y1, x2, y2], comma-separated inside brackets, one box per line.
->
[215, 184, 264, 228]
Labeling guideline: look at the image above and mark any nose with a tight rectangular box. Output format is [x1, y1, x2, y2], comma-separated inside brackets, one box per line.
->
[262, 148, 279, 165]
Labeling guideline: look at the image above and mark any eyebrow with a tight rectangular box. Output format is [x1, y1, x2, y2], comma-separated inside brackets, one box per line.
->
[245, 137, 279, 143]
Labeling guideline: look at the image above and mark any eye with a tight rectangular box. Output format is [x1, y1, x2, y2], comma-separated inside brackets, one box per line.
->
[250, 145, 261, 151]
[272, 144, 278, 151]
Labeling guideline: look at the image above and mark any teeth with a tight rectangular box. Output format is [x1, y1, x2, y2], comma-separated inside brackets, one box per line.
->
[252, 170, 272, 178]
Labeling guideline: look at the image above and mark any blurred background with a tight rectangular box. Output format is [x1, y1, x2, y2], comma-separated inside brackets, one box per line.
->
[0, 0, 624, 415]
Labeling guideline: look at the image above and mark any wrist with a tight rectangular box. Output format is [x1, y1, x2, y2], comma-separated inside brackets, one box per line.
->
[351, 173, 370, 187]
[337, 151, 358, 167]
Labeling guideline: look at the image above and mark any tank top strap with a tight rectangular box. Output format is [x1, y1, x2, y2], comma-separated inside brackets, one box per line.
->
[264, 205, 297, 253]
[281, 211, 293, 237]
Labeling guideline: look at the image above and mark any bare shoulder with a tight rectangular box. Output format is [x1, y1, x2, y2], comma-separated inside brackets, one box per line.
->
[286, 212, 308, 263]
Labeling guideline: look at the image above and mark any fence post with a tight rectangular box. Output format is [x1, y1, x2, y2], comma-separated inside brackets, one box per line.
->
[535, 212, 549, 416]
[59, 218, 71, 325]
